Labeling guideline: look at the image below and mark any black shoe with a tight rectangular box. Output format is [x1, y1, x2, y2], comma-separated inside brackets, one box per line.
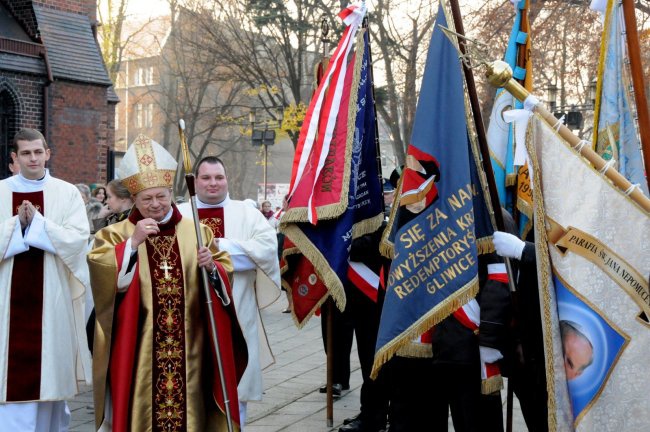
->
[339, 417, 384, 432]
[318, 383, 343, 396]
[343, 413, 361, 425]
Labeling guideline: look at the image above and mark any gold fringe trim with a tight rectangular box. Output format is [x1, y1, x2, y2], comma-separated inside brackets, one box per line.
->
[352, 213, 384, 240]
[279, 29, 368, 225]
[370, 277, 479, 379]
[395, 341, 433, 359]
[461, 57, 499, 235]
[481, 375, 503, 395]
[488, 146, 505, 171]
[592, 0, 613, 147]
[516, 196, 533, 220]
[290, 291, 332, 330]
[282, 223, 347, 325]
[527, 115, 557, 432]
[505, 173, 517, 187]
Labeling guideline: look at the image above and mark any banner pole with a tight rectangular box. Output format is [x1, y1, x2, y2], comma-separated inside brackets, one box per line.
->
[485, 61, 650, 214]
[326, 298, 334, 427]
[621, 0, 650, 193]
[447, 0, 519, 294]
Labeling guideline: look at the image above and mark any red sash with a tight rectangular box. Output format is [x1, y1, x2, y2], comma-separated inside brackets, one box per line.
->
[7, 191, 44, 401]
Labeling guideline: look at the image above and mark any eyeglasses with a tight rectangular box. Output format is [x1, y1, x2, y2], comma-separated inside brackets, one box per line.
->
[139, 194, 171, 206]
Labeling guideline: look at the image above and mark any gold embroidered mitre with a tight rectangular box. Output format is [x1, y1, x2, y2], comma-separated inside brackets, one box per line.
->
[119, 135, 177, 194]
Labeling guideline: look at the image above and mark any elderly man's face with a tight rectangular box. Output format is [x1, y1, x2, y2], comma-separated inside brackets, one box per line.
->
[134, 187, 172, 221]
[563, 331, 593, 380]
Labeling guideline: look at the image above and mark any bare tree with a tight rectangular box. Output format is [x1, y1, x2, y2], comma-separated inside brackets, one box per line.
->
[150, 5, 257, 197]
[174, 0, 341, 148]
[371, 0, 438, 166]
[98, 0, 157, 83]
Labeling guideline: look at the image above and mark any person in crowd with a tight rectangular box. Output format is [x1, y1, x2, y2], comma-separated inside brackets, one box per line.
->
[492, 228, 548, 432]
[0, 128, 91, 430]
[270, 194, 291, 312]
[76, 183, 102, 237]
[382, 178, 395, 220]
[260, 200, 274, 219]
[92, 179, 133, 232]
[88, 136, 246, 431]
[8, 154, 19, 176]
[178, 155, 281, 429]
[86, 178, 134, 353]
[337, 225, 390, 432]
[92, 185, 107, 205]
[428, 248, 513, 432]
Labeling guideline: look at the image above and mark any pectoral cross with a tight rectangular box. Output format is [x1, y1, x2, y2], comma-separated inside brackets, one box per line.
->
[160, 260, 173, 280]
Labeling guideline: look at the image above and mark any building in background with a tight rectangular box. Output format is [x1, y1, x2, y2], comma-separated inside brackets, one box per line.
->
[0, 0, 116, 183]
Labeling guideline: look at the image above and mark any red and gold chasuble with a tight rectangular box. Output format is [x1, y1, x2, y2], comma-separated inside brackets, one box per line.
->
[197, 207, 224, 239]
[7, 191, 44, 401]
[104, 205, 246, 432]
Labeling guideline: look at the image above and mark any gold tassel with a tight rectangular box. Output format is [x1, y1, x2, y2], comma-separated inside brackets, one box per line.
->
[481, 375, 504, 395]
[476, 236, 496, 255]
[505, 173, 517, 187]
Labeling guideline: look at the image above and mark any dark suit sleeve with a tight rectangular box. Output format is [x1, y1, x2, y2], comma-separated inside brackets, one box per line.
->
[477, 254, 512, 352]
[520, 242, 536, 265]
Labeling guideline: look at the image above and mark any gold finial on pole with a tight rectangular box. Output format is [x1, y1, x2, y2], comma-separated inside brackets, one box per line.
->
[178, 119, 192, 174]
[485, 60, 530, 102]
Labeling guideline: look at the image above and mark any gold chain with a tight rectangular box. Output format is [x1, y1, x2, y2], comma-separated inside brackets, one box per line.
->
[146, 231, 177, 260]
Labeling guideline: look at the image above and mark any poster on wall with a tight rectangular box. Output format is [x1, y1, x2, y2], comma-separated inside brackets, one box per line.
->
[258, 183, 289, 209]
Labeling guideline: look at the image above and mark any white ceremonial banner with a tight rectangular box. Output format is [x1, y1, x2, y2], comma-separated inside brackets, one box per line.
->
[526, 113, 650, 432]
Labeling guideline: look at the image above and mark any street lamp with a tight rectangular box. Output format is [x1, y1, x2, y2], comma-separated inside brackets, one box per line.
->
[589, 77, 598, 108]
[250, 107, 283, 200]
[546, 83, 558, 111]
[544, 80, 599, 131]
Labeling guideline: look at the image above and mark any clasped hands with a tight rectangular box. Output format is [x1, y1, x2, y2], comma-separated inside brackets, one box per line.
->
[18, 200, 37, 230]
[131, 218, 217, 272]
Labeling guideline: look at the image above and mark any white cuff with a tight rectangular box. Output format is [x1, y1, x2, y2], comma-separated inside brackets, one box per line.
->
[24, 212, 56, 254]
[218, 238, 256, 271]
[3, 218, 29, 259]
[479, 346, 504, 364]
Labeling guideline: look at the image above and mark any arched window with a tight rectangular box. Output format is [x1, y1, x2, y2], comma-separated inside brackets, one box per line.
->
[0, 89, 18, 179]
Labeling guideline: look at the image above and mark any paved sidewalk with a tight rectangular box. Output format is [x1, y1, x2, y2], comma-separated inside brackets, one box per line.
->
[70, 298, 526, 431]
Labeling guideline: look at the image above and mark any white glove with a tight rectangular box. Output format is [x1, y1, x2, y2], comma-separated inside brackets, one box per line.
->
[479, 346, 504, 364]
[493, 231, 525, 260]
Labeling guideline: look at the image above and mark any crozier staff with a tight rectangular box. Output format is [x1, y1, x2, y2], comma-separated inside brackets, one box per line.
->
[88, 135, 247, 432]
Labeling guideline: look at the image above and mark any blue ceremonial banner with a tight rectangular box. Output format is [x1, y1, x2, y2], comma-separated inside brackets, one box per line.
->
[486, 0, 533, 238]
[372, 5, 494, 374]
[281, 29, 384, 326]
[593, 0, 649, 195]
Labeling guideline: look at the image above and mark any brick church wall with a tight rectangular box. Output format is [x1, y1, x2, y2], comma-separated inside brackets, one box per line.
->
[0, 70, 45, 132]
[46, 81, 114, 184]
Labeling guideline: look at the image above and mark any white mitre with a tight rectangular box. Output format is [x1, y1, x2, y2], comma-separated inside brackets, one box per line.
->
[118, 134, 178, 194]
